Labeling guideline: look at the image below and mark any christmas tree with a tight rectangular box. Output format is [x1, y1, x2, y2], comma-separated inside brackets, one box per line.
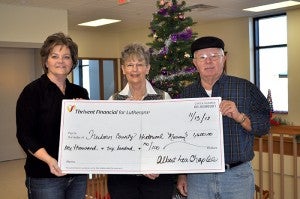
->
[267, 89, 274, 113]
[147, 0, 198, 98]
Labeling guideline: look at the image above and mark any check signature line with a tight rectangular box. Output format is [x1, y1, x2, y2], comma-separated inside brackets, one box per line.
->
[163, 141, 207, 149]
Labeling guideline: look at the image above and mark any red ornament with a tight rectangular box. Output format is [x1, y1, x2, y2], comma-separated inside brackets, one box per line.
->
[270, 112, 280, 126]
[178, 13, 185, 20]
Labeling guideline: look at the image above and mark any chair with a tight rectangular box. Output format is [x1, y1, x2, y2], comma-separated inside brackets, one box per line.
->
[85, 174, 110, 199]
[255, 184, 270, 199]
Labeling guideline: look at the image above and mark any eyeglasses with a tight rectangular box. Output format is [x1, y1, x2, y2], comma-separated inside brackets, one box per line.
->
[194, 53, 223, 62]
[124, 63, 146, 69]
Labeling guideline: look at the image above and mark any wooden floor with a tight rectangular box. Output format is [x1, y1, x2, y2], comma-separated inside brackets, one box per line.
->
[0, 159, 27, 199]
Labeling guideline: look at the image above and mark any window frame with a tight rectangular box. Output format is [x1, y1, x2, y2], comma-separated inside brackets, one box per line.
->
[74, 58, 119, 100]
[253, 13, 288, 114]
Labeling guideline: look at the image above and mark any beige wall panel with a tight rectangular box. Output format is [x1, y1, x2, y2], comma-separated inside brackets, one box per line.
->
[0, 48, 37, 161]
[0, 4, 67, 47]
[287, 9, 300, 125]
[69, 30, 120, 58]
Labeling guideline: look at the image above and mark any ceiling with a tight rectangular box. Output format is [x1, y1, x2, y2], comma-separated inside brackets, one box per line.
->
[0, 0, 299, 32]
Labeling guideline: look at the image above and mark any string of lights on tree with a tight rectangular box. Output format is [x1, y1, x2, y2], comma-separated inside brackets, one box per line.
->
[147, 0, 198, 98]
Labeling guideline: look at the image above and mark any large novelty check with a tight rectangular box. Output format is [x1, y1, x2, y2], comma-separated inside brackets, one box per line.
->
[58, 97, 224, 174]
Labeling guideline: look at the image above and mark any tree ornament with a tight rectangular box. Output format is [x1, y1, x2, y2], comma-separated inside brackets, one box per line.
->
[178, 13, 185, 20]
[184, 52, 190, 58]
[167, 1, 173, 7]
[159, 0, 165, 5]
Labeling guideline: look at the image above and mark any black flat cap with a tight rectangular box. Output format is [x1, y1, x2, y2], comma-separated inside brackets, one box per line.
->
[191, 36, 224, 56]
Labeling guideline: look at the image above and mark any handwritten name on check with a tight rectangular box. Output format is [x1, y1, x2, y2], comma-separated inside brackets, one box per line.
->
[58, 97, 224, 174]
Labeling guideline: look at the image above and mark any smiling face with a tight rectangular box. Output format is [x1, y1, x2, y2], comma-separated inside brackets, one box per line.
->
[46, 45, 73, 79]
[122, 56, 150, 86]
[193, 48, 226, 83]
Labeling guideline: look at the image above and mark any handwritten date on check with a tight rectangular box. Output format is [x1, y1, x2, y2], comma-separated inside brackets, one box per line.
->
[58, 97, 224, 174]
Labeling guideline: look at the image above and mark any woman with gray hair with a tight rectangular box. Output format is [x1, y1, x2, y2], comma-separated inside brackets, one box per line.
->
[108, 43, 175, 199]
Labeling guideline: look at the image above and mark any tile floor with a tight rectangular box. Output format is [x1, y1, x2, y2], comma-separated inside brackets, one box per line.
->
[0, 159, 27, 199]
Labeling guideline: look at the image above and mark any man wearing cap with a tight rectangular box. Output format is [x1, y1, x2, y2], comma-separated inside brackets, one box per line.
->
[176, 36, 270, 199]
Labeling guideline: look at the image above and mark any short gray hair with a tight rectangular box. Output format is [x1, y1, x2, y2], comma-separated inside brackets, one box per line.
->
[121, 43, 150, 65]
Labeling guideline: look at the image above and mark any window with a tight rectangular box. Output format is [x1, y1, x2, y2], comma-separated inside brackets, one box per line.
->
[254, 14, 288, 113]
[73, 58, 119, 100]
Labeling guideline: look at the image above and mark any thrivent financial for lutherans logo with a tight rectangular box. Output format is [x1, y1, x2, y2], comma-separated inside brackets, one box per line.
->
[67, 105, 76, 112]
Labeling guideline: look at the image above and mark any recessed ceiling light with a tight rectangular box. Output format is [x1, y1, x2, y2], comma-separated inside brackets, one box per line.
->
[78, 19, 121, 27]
[243, 0, 300, 12]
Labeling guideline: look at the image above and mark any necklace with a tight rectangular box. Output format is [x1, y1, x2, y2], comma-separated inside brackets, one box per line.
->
[128, 94, 145, 100]
[128, 85, 146, 100]
[128, 90, 146, 101]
